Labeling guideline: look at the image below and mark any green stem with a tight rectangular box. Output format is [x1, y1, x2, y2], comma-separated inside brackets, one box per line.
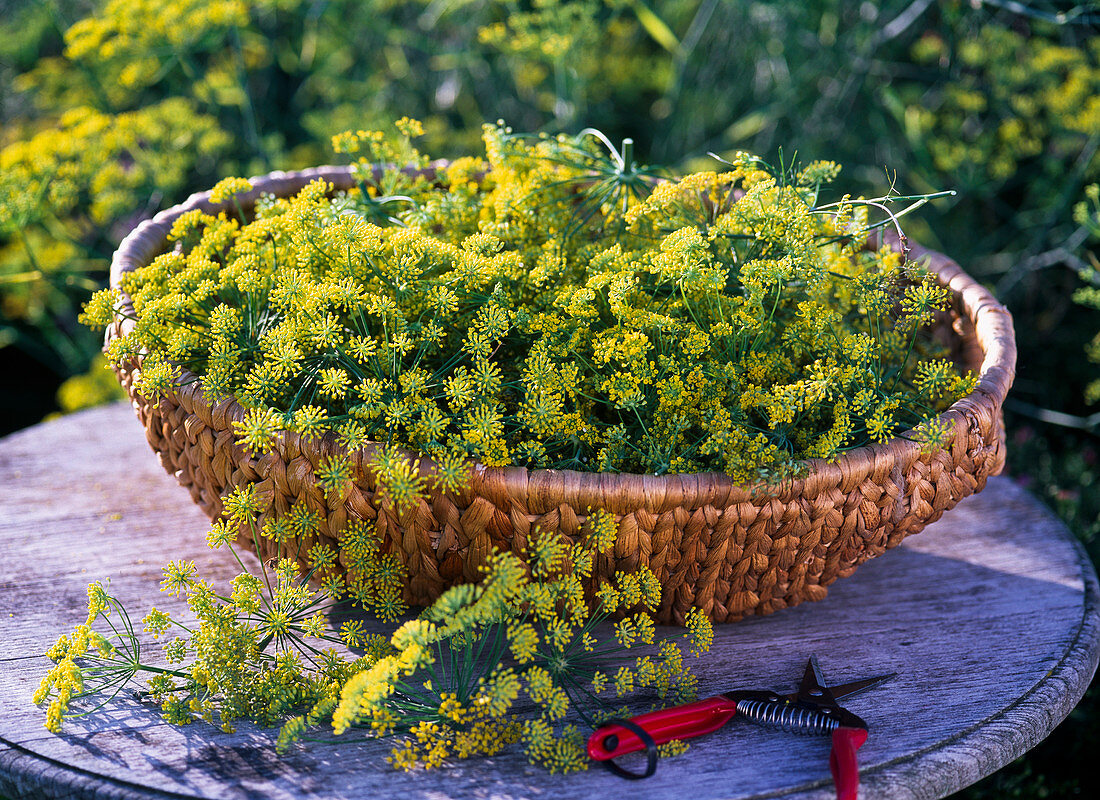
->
[230, 25, 268, 167]
[136, 663, 191, 678]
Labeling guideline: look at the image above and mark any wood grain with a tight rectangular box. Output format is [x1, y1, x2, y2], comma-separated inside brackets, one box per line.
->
[0, 403, 1096, 800]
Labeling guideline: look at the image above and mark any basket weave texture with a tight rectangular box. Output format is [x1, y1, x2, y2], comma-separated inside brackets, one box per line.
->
[108, 166, 1017, 624]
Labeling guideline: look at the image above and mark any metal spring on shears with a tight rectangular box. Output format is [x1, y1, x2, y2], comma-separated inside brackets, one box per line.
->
[735, 699, 840, 735]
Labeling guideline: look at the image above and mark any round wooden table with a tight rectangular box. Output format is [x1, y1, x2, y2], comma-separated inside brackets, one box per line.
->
[1, 403, 1097, 800]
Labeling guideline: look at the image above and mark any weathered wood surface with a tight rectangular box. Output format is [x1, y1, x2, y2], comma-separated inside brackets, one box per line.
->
[0, 403, 1096, 800]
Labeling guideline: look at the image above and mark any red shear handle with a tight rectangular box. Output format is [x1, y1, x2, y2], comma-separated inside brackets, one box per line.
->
[587, 696, 738, 761]
[829, 726, 869, 800]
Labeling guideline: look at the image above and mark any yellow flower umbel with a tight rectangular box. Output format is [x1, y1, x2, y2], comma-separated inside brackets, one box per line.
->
[35, 508, 381, 737]
[314, 509, 712, 773]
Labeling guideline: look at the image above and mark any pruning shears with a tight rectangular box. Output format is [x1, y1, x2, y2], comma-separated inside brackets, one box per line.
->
[586, 656, 895, 800]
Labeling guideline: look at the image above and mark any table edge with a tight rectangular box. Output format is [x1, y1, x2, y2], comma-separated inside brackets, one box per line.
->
[0, 740, 200, 800]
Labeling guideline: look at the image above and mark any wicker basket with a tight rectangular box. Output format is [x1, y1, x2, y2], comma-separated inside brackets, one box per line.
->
[108, 166, 1016, 624]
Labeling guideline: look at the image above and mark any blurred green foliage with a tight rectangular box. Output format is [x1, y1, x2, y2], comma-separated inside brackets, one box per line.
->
[1, 0, 1099, 796]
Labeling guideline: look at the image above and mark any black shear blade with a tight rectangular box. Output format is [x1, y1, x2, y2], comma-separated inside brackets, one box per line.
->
[797, 655, 838, 706]
[794, 656, 896, 705]
[830, 672, 897, 701]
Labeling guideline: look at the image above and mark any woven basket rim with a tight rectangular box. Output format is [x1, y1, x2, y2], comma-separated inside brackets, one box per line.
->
[107, 164, 1017, 511]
